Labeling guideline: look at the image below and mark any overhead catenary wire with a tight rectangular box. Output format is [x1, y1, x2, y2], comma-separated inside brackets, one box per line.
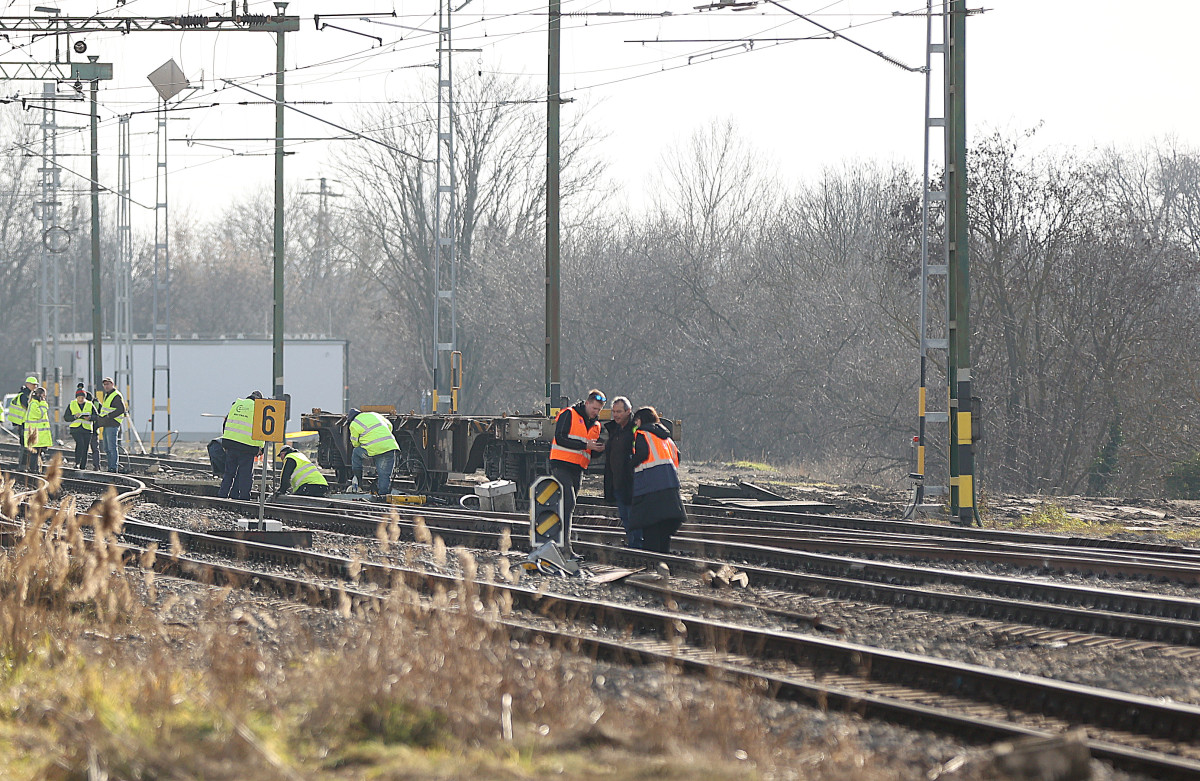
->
[5, 0, 917, 122]
[0, 0, 927, 200]
[220, 78, 432, 162]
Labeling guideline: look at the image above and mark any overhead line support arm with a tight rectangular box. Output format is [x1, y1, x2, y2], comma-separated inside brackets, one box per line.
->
[0, 15, 300, 33]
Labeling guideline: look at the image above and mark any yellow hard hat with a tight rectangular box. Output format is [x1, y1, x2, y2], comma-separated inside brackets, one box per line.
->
[24, 375, 37, 384]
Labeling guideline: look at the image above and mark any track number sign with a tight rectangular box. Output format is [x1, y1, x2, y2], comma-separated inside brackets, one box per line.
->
[252, 398, 286, 443]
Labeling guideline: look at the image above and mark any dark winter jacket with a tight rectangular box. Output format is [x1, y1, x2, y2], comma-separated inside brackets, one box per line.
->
[602, 418, 635, 505]
[629, 423, 685, 531]
[207, 439, 227, 476]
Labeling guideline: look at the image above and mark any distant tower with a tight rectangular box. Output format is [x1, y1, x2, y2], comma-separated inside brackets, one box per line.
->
[432, 0, 459, 413]
[147, 58, 190, 452]
[116, 114, 135, 434]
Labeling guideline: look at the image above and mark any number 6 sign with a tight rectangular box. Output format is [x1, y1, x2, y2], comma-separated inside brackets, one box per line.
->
[252, 398, 286, 443]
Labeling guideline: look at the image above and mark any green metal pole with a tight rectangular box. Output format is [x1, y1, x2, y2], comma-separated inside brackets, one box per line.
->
[946, 0, 974, 525]
[90, 74, 103, 392]
[545, 0, 561, 413]
[273, 3, 287, 406]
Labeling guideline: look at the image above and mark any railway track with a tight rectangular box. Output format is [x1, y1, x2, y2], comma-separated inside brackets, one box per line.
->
[12, 461, 1200, 647]
[7, 471, 1200, 779]
[7, 466, 1200, 777]
[12, 443, 1198, 567]
[0, 442, 214, 476]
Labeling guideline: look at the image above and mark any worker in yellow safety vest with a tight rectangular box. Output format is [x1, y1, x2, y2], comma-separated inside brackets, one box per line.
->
[64, 388, 96, 469]
[7, 375, 37, 463]
[347, 408, 400, 495]
[23, 387, 52, 471]
[219, 391, 264, 501]
[275, 446, 330, 497]
[94, 377, 126, 473]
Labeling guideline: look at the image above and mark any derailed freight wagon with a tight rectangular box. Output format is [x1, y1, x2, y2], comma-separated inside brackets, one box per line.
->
[300, 407, 681, 496]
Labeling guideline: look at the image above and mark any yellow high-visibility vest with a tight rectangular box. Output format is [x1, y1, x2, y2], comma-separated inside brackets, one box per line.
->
[68, 398, 95, 432]
[349, 411, 398, 456]
[222, 398, 264, 448]
[7, 392, 28, 425]
[98, 389, 125, 423]
[24, 399, 52, 448]
[285, 451, 328, 491]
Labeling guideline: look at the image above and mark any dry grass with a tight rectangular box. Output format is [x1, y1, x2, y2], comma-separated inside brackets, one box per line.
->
[988, 502, 1129, 537]
[0, 468, 925, 780]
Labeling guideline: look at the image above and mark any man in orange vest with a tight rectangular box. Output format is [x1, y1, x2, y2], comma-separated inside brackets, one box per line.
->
[549, 388, 607, 546]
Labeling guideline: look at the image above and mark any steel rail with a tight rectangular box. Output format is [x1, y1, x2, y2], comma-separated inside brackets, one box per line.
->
[17, 442, 1196, 559]
[52, 477, 1200, 645]
[19, 443, 1196, 563]
[0, 443, 214, 476]
[663, 526, 1200, 580]
[667, 519, 1200, 565]
[676, 500, 1200, 556]
[24, 464, 1200, 642]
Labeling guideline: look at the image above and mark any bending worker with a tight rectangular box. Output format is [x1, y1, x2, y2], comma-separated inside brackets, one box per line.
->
[219, 391, 264, 500]
[549, 389, 606, 542]
[275, 445, 329, 497]
[64, 388, 96, 470]
[7, 375, 36, 457]
[347, 408, 399, 495]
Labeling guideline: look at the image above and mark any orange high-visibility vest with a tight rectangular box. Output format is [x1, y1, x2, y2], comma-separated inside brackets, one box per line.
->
[633, 430, 679, 473]
[549, 407, 600, 469]
[632, 428, 681, 498]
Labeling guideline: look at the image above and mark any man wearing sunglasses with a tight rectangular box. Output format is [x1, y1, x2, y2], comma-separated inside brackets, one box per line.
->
[549, 388, 607, 551]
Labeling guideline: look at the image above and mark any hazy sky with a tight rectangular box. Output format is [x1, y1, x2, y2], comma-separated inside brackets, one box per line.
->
[4, 0, 1198, 231]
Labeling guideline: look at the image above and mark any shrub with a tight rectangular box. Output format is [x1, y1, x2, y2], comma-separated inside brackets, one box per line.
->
[1164, 453, 1200, 499]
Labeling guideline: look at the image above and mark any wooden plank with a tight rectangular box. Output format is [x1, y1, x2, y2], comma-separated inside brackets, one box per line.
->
[588, 567, 644, 584]
[710, 498, 836, 514]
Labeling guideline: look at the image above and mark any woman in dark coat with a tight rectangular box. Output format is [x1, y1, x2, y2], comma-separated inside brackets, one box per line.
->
[629, 406, 686, 553]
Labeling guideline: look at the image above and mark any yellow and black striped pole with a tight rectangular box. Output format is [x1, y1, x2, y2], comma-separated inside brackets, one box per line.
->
[946, 0, 976, 526]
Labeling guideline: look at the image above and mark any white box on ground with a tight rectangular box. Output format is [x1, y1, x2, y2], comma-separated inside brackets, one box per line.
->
[236, 519, 283, 532]
[475, 480, 516, 512]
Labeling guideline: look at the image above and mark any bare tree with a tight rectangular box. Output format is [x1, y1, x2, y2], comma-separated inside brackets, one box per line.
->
[0, 109, 44, 383]
[336, 72, 604, 411]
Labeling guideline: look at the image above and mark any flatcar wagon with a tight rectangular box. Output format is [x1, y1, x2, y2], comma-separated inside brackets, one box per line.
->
[300, 407, 681, 496]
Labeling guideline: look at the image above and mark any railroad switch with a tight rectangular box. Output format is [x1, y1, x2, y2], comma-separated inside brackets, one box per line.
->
[523, 541, 584, 578]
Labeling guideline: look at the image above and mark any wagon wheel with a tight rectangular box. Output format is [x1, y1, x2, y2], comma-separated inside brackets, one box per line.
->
[408, 457, 433, 493]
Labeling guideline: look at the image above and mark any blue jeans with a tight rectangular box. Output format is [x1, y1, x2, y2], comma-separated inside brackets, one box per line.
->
[101, 426, 120, 472]
[618, 500, 642, 548]
[352, 447, 397, 494]
[219, 446, 257, 500]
